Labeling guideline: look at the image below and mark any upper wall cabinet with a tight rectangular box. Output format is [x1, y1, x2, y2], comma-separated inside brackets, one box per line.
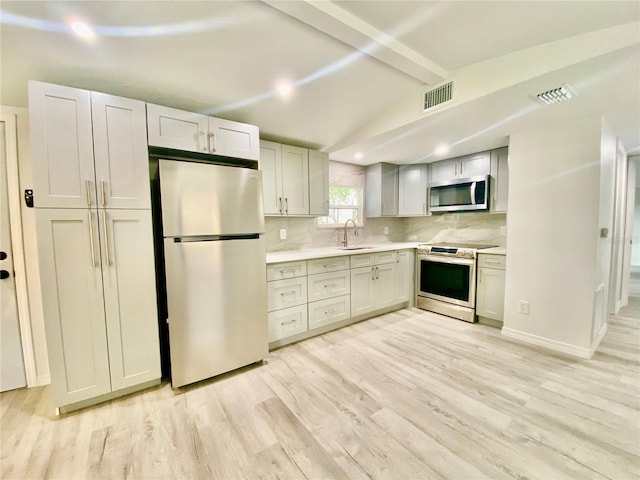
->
[490, 147, 509, 213]
[398, 164, 428, 216]
[146, 103, 259, 160]
[365, 163, 398, 217]
[29, 81, 150, 209]
[430, 151, 490, 183]
[308, 150, 329, 216]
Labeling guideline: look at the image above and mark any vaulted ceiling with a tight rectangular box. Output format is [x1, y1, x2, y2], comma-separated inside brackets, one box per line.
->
[1, 1, 639, 164]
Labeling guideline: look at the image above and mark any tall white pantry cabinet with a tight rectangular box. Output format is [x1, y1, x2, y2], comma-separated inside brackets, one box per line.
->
[29, 81, 161, 410]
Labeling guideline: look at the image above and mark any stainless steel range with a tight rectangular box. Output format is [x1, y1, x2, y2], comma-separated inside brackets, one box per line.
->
[416, 243, 494, 323]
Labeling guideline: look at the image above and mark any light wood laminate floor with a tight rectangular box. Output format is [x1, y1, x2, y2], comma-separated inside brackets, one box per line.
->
[2, 299, 639, 479]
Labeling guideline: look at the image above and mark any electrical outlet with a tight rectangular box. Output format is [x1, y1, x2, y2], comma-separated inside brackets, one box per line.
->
[518, 301, 530, 315]
[384, 226, 389, 235]
[279, 229, 286, 240]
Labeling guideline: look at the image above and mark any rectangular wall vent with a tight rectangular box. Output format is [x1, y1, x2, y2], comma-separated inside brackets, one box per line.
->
[535, 84, 575, 105]
[424, 81, 453, 111]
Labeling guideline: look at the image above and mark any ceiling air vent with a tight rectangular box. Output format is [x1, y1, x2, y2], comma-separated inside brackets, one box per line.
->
[424, 81, 453, 111]
[535, 84, 575, 105]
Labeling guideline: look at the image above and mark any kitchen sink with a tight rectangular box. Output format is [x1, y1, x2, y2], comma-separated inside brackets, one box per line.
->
[340, 246, 374, 250]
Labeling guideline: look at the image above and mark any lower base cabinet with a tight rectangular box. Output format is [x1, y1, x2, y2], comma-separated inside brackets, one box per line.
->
[308, 294, 351, 330]
[36, 208, 161, 409]
[476, 253, 507, 323]
[268, 305, 308, 342]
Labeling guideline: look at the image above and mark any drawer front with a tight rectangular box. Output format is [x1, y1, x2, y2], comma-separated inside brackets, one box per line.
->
[268, 277, 308, 312]
[478, 254, 506, 270]
[268, 305, 308, 342]
[308, 295, 351, 330]
[307, 256, 349, 274]
[374, 251, 396, 265]
[266, 261, 307, 281]
[307, 270, 350, 303]
[350, 253, 374, 268]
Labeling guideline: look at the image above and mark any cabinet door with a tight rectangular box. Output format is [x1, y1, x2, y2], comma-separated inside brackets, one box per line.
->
[29, 81, 96, 209]
[268, 305, 307, 342]
[374, 263, 397, 309]
[35, 209, 111, 406]
[398, 164, 428, 216]
[146, 103, 209, 153]
[350, 266, 375, 316]
[307, 270, 350, 303]
[476, 267, 506, 321]
[260, 141, 283, 215]
[100, 210, 161, 391]
[281, 145, 309, 215]
[395, 250, 415, 303]
[381, 163, 399, 216]
[308, 295, 351, 330]
[268, 277, 308, 312]
[208, 117, 259, 161]
[430, 159, 457, 183]
[459, 151, 490, 177]
[308, 150, 329, 216]
[490, 147, 509, 213]
[92, 93, 150, 209]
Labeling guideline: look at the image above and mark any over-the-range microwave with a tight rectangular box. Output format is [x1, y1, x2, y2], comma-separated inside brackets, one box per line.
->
[428, 175, 489, 213]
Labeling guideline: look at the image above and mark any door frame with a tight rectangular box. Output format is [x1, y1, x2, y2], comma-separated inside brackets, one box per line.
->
[1, 113, 36, 387]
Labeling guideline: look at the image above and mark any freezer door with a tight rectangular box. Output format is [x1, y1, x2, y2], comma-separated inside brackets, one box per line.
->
[164, 236, 268, 388]
[159, 159, 264, 237]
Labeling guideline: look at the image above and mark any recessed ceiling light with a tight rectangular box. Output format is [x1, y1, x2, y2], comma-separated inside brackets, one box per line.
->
[70, 21, 95, 39]
[354, 152, 363, 160]
[276, 82, 293, 98]
[434, 144, 449, 155]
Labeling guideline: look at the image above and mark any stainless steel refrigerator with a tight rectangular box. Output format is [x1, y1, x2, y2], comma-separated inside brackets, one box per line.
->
[159, 159, 268, 388]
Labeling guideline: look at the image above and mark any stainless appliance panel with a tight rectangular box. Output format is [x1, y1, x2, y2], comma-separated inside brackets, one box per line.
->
[164, 236, 268, 388]
[159, 159, 264, 237]
[418, 254, 476, 309]
[429, 175, 488, 213]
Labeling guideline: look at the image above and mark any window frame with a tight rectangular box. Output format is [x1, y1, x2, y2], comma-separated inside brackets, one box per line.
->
[317, 184, 364, 229]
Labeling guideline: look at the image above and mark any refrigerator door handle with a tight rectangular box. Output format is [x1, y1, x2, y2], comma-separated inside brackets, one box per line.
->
[172, 234, 260, 243]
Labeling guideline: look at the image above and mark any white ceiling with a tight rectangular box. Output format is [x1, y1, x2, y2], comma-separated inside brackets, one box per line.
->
[1, 1, 639, 164]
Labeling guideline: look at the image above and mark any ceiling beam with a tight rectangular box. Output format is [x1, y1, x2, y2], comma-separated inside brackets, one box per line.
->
[262, 0, 450, 85]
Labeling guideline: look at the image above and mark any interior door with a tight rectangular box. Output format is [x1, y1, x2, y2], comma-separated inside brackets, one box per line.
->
[0, 121, 26, 392]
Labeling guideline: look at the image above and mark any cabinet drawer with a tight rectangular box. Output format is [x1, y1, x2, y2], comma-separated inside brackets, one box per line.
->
[307, 256, 349, 274]
[268, 305, 308, 342]
[374, 251, 396, 265]
[350, 253, 374, 268]
[267, 277, 308, 312]
[308, 295, 351, 330]
[266, 261, 307, 281]
[478, 254, 506, 270]
[307, 270, 350, 303]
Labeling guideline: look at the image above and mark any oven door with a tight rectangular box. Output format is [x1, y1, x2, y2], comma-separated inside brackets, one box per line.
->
[418, 254, 476, 308]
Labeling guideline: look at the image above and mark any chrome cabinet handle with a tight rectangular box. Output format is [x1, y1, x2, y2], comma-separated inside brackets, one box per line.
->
[323, 263, 339, 268]
[324, 308, 336, 315]
[100, 180, 106, 207]
[371, 267, 375, 281]
[323, 283, 336, 288]
[284, 198, 289, 214]
[208, 132, 217, 152]
[199, 130, 208, 152]
[102, 210, 111, 266]
[280, 291, 297, 296]
[86, 179, 92, 206]
[280, 267, 297, 275]
[376, 266, 379, 280]
[278, 197, 283, 214]
[88, 211, 96, 267]
[281, 319, 297, 326]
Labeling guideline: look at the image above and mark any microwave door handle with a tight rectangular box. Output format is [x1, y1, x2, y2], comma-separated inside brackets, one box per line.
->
[470, 181, 477, 205]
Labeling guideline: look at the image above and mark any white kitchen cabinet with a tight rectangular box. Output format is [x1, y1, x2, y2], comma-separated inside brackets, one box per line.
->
[260, 141, 310, 216]
[430, 151, 491, 183]
[365, 163, 398, 217]
[476, 253, 506, 323]
[29, 82, 150, 209]
[36, 208, 160, 406]
[307, 270, 350, 303]
[395, 249, 415, 304]
[490, 147, 509, 213]
[308, 295, 351, 330]
[351, 261, 397, 316]
[307, 255, 349, 274]
[398, 164, 428, 216]
[308, 150, 329, 216]
[267, 276, 308, 311]
[146, 103, 259, 160]
[266, 260, 307, 281]
[29, 81, 161, 410]
[268, 305, 308, 342]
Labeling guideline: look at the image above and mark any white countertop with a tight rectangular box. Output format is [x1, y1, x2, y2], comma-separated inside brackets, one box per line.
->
[478, 246, 507, 255]
[266, 242, 421, 264]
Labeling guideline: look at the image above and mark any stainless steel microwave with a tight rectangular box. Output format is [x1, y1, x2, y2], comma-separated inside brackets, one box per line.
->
[428, 175, 489, 213]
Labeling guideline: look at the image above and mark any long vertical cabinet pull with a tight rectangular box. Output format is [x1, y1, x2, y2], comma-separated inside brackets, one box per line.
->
[371, 267, 375, 281]
[88, 211, 97, 267]
[278, 197, 283, 214]
[199, 130, 208, 152]
[100, 180, 107, 207]
[285, 198, 289, 215]
[102, 210, 111, 266]
[208, 132, 217, 152]
[86, 180, 93, 206]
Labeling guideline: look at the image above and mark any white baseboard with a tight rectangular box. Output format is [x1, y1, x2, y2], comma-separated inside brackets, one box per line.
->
[589, 322, 608, 357]
[501, 327, 593, 359]
[32, 373, 50, 387]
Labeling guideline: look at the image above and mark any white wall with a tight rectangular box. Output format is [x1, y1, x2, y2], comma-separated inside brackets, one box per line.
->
[1, 105, 49, 385]
[632, 156, 640, 268]
[503, 115, 611, 357]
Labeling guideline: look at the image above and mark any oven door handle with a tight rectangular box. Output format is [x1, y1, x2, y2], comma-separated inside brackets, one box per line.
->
[420, 254, 475, 266]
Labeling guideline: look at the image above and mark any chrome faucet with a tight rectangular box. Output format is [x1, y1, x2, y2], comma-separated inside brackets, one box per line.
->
[341, 219, 358, 247]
